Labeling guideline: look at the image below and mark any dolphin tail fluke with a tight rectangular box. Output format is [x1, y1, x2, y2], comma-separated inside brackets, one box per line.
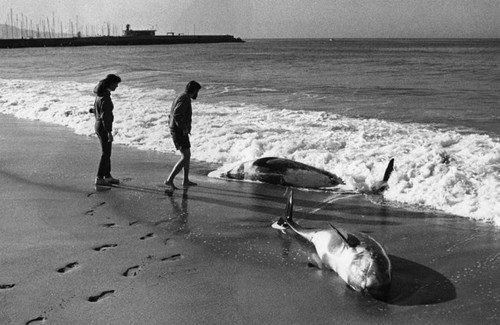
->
[371, 158, 395, 193]
[274, 190, 316, 241]
[271, 188, 294, 231]
[285, 188, 294, 222]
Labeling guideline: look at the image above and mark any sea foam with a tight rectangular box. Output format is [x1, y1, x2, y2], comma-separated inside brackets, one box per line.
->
[1, 78, 499, 225]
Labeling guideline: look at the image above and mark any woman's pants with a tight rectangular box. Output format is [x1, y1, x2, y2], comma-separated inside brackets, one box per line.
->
[96, 122, 112, 178]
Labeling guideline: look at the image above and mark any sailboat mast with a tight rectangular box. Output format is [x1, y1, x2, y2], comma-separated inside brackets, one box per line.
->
[10, 8, 13, 38]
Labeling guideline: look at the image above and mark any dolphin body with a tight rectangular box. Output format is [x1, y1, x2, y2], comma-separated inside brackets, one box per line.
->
[273, 191, 392, 297]
[213, 157, 394, 192]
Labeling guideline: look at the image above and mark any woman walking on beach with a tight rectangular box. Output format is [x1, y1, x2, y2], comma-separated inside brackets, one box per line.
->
[165, 80, 202, 190]
[93, 74, 121, 186]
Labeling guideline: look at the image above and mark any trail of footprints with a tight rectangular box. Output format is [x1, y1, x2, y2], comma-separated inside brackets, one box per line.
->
[85, 201, 106, 216]
[21, 199, 184, 325]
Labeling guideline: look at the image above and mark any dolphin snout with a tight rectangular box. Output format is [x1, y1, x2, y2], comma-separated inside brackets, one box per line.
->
[366, 281, 391, 300]
[364, 270, 391, 299]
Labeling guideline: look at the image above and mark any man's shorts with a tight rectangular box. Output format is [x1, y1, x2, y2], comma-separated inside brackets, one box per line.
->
[170, 128, 191, 151]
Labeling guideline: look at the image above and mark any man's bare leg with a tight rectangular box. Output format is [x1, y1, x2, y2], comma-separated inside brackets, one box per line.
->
[165, 148, 191, 190]
[181, 149, 197, 187]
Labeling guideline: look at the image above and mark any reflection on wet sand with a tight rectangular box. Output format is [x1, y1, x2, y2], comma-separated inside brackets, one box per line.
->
[157, 188, 190, 235]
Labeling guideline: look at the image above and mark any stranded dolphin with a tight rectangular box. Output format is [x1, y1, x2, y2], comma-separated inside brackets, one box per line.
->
[210, 157, 394, 192]
[273, 190, 392, 297]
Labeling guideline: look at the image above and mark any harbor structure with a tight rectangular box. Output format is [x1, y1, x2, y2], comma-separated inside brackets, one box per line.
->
[1, 8, 243, 48]
[123, 24, 156, 37]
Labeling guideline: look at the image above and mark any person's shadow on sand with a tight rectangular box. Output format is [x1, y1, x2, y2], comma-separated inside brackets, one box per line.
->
[378, 255, 456, 306]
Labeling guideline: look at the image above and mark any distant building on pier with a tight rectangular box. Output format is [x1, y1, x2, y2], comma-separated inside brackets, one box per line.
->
[123, 24, 156, 37]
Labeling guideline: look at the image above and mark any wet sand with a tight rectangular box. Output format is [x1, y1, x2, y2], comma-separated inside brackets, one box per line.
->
[0, 113, 499, 325]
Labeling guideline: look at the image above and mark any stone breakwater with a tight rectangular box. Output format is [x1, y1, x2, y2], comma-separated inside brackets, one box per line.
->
[0, 34, 244, 48]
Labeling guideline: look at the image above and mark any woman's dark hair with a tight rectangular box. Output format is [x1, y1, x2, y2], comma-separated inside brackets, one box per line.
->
[185, 80, 201, 93]
[105, 74, 122, 85]
[95, 74, 122, 95]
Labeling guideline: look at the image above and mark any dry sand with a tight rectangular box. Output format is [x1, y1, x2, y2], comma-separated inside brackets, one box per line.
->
[0, 113, 499, 325]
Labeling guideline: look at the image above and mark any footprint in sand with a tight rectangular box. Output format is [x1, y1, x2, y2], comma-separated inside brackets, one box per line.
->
[88, 290, 115, 302]
[85, 202, 106, 216]
[0, 284, 16, 290]
[25, 316, 47, 325]
[93, 202, 106, 208]
[161, 253, 183, 262]
[140, 233, 155, 240]
[122, 265, 142, 277]
[101, 223, 119, 228]
[93, 244, 118, 252]
[57, 262, 80, 274]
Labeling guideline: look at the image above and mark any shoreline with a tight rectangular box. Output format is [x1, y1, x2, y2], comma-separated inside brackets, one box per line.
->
[1, 113, 499, 324]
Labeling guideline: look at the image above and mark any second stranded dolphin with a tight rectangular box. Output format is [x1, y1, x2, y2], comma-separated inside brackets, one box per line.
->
[273, 190, 392, 298]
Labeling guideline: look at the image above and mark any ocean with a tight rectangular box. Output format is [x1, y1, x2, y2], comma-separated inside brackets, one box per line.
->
[1, 38, 499, 225]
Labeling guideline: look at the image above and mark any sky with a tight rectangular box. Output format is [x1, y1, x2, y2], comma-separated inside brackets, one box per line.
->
[2, 0, 500, 38]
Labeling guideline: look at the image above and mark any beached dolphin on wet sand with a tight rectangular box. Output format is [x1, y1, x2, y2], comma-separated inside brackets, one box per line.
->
[210, 157, 394, 192]
[272, 190, 392, 297]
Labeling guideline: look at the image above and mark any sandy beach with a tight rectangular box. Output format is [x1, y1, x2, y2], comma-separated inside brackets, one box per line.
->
[1, 113, 499, 325]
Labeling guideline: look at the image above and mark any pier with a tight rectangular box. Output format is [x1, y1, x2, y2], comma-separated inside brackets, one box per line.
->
[0, 34, 244, 49]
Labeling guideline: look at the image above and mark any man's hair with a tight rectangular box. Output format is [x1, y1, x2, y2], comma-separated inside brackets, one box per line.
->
[185, 80, 202, 93]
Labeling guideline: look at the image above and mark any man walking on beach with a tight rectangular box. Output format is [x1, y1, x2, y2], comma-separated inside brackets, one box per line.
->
[165, 80, 202, 190]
